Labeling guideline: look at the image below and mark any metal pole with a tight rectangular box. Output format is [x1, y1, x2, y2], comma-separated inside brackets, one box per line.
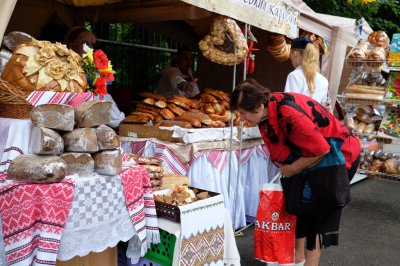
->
[231, 24, 248, 230]
[97, 38, 177, 53]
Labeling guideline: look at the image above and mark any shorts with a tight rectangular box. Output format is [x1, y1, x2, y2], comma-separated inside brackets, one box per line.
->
[295, 156, 360, 250]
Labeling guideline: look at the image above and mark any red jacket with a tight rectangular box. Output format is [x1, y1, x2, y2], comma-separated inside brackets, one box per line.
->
[259, 92, 360, 169]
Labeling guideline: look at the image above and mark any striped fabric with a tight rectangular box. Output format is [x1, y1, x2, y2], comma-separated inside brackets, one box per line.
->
[119, 166, 159, 256]
[26, 91, 94, 108]
[121, 140, 268, 176]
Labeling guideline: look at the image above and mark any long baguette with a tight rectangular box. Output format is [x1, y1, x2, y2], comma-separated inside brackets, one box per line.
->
[344, 92, 384, 100]
[167, 103, 186, 116]
[184, 111, 212, 125]
[158, 120, 192, 128]
[171, 95, 199, 109]
[175, 114, 202, 127]
[346, 85, 385, 95]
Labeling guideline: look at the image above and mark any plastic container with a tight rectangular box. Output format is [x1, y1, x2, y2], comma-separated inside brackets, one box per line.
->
[144, 229, 176, 266]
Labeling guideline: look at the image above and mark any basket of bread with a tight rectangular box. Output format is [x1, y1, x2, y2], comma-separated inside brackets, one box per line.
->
[0, 39, 87, 119]
[153, 185, 219, 222]
[346, 30, 390, 68]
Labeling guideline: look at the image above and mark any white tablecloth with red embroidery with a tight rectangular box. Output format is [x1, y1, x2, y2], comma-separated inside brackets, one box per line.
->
[0, 166, 159, 266]
[120, 137, 279, 229]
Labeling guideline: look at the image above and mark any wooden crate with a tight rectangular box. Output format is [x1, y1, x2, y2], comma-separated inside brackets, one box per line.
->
[119, 124, 183, 142]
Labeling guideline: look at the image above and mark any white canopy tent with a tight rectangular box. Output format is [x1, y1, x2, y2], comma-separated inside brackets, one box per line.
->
[286, 0, 373, 102]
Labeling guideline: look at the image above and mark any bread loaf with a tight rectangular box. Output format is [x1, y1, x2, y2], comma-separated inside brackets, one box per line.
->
[200, 93, 218, 103]
[143, 164, 164, 173]
[60, 152, 94, 177]
[161, 174, 191, 189]
[209, 113, 231, 123]
[344, 92, 384, 100]
[123, 114, 150, 124]
[171, 95, 199, 109]
[185, 111, 212, 125]
[368, 31, 390, 48]
[31, 104, 75, 131]
[1, 39, 87, 92]
[138, 92, 166, 101]
[135, 107, 159, 117]
[93, 149, 122, 176]
[29, 127, 64, 155]
[129, 111, 154, 120]
[95, 124, 120, 150]
[345, 85, 385, 95]
[143, 97, 155, 105]
[75, 100, 112, 127]
[203, 103, 216, 114]
[175, 114, 201, 128]
[159, 108, 175, 120]
[204, 88, 230, 102]
[155, 100, 167, 108]
[63, 128, 99, 152]
[167, 103, 186, 116]
[7, 155, 66, 183]
[130, 154, 161, 165]
[168, 98, 191, 110]
[158, 120, 192, 128]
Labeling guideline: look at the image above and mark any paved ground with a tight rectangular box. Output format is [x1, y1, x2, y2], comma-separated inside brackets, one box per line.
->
[235, 178, 400, 266]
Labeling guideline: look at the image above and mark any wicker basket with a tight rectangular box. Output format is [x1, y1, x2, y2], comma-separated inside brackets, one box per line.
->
[0, 79, 32, 119]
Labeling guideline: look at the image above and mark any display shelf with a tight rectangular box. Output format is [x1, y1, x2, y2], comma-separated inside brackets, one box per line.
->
[353, 132, 394, 144]
[337, 94, 400, 107]
[359, 169, 400, 182]
[345, 58, 386, 69]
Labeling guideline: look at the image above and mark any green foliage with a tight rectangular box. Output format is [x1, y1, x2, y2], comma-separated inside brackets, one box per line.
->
[303, 0, 400, 38]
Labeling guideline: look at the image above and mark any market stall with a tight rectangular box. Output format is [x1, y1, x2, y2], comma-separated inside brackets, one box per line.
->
[2, 1, 310, 260]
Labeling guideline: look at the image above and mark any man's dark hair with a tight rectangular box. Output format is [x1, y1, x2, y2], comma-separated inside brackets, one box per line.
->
[65, 26, 89, 44]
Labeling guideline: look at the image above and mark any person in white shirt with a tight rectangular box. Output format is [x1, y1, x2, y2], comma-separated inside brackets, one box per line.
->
[156, 47, 200, 98]
[284, 37, 330, 106]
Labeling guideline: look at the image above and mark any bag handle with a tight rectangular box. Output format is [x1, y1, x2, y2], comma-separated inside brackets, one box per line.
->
[270, 171, 282, 183]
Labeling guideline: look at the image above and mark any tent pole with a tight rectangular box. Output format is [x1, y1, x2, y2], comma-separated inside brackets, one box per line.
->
[231, 23, 247, 230]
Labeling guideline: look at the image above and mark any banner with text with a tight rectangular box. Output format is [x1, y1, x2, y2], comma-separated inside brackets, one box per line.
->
[181, 0, 299, 38]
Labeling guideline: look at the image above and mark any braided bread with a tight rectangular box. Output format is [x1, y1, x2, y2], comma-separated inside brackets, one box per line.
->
[199, 17, 248, 65]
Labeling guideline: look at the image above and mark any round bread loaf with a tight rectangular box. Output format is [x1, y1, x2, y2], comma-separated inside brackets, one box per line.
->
[368, 31, 390, 48]
[1, 39, 87, 92]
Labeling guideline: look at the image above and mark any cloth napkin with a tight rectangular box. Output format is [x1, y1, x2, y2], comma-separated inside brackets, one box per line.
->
[119, 166, 160, 256]
[0, 174, 75, 266]
[26, 91, 94, 108]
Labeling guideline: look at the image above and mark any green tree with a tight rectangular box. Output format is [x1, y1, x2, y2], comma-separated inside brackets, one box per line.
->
[304, 0, 400, 38]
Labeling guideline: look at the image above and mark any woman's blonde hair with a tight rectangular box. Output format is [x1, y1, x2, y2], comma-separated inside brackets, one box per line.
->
[297, 43, 320, 97]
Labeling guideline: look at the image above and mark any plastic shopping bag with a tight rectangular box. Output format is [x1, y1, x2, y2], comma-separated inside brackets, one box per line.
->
[254, 172, 296, 264]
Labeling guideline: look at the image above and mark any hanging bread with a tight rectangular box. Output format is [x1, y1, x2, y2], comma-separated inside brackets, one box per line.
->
[199, 16, 248, 65]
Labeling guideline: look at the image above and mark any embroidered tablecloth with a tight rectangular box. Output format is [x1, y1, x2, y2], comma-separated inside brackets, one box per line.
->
[157, 209, 240, 266]
[121, 138, 279, 229]
[0, 174, 75, 266]
[0, 167, 159, 265]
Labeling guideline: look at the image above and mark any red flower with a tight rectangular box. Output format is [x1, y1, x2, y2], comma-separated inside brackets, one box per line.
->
[93, 50, 109, 70]
[94, 77, 107, 95]
[101, 71, 115, 83]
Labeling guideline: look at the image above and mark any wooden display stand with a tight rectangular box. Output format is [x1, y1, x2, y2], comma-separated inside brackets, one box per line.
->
[56, 247, 117, 266]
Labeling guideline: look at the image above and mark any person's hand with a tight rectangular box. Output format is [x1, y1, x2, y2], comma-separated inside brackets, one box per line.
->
[276, 163, 298, 177]
[184, 79, 199, 97]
